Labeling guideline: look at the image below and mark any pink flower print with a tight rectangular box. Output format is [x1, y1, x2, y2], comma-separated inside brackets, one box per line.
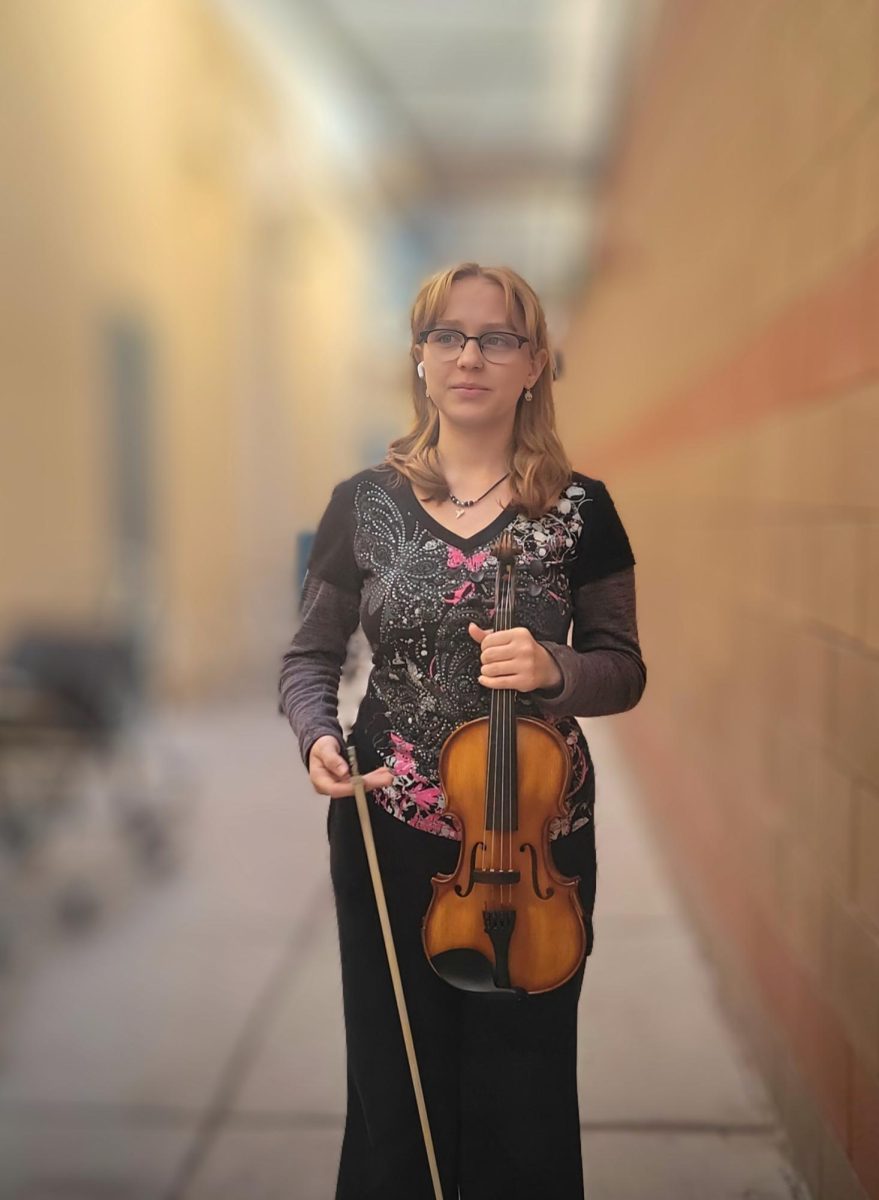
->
[409, 783, 444, 811]
[446, 547, 488, 572]
[446, 549, 487, 573]
[410, 810, 456, 837]
[443, 580, 475, 606]
[388, 731, 416, 777]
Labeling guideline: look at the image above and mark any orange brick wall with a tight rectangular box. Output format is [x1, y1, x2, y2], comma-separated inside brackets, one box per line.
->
[553, 3, 879, 1196]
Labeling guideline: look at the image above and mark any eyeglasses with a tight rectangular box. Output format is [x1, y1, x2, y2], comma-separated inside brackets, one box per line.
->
[417, 327, 531, 365]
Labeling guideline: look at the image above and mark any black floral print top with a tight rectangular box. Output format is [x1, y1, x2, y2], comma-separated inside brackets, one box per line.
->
[279, 465, 645, 842]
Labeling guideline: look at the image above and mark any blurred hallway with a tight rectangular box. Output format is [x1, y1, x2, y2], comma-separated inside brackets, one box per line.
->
[3, 4, 878, 1195]
[0, 691, 810, 1199]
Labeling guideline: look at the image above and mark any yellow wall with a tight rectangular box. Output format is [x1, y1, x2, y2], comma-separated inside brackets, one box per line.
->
[555, 4, 879, 1197]
[0, 0, 377, 697]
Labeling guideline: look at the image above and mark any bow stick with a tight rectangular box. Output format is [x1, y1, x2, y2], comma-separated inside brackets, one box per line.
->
[346, 746, 445, 1200]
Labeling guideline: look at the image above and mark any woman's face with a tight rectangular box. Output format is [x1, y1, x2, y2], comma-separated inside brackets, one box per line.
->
[415, 276, 548, 433]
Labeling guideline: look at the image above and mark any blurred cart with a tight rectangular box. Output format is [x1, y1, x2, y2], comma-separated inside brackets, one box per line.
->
[0, 627, 187, 972]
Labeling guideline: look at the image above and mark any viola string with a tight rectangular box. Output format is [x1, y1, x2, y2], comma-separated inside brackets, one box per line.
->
[484, 553, 501, 890]
[501, 565, 507, 889]
[502, 547, 514, 907]
[495, 563, 504, 887]
[505, 557, 513, 906]
[501, 554, 509, 905]
[495, 559, 507, 891]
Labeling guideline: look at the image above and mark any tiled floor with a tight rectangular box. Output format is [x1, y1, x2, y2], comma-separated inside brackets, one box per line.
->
[0, 694, 811, 1199]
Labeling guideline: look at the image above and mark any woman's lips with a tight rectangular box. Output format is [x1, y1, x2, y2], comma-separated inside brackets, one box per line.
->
[452, 385, 489, 394]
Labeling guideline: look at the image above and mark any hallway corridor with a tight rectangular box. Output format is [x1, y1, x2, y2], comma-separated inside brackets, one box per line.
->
[0, 696, 811, 1199]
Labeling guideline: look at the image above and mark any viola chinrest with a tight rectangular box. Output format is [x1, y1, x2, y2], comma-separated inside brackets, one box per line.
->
[428, 947, 526, 998]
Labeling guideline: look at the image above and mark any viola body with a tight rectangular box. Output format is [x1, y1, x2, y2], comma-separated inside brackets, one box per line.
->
[422, 714, 587, 996]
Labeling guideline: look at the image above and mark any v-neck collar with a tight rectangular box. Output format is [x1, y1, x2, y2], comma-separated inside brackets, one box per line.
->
[402, 476, 516, 552]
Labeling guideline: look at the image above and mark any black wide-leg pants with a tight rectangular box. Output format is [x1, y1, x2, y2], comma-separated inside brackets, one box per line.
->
[326, 790, 596, 1200]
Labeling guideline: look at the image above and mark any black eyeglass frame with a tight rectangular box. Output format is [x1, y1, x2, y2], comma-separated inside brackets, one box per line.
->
[416, 327, 532, 356]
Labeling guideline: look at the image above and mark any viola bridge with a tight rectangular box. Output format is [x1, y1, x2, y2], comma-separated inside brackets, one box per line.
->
[469, 868, 521, 885]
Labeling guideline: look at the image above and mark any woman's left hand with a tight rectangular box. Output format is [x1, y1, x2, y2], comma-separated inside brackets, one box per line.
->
[468, 623, 563, 693]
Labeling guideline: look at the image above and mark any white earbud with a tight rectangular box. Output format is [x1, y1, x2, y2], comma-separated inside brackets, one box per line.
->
[417, 361, 425, 379]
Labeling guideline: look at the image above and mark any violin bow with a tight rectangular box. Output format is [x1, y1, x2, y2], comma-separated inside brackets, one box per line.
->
[346, 746, 445, 1200]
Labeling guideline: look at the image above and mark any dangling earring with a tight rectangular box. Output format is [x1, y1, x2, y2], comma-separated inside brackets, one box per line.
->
[524, 388, 533, 402]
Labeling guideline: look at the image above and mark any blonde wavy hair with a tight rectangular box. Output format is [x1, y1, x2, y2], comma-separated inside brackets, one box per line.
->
[383, 262, 573, 519]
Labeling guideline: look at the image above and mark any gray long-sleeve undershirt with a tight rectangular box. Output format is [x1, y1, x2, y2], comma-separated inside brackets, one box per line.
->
[278, 565, 646, 769]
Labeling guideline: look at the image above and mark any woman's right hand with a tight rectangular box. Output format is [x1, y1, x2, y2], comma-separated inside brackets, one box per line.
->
[307, 735, 395, 798]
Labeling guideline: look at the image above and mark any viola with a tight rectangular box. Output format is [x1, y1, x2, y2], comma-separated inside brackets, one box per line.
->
[422, 531, 587, 996]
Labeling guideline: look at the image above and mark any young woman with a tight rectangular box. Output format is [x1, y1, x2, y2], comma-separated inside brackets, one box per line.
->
[278, 261, 646, 1200]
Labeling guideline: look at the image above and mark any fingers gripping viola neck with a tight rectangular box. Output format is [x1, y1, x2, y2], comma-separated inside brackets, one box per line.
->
[469, 621, 563, 692]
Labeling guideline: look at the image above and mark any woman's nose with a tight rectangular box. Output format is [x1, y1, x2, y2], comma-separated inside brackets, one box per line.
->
[457, 339, 485, 367]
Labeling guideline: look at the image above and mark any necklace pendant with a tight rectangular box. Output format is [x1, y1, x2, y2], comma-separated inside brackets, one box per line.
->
[455, 509, 466, 520]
